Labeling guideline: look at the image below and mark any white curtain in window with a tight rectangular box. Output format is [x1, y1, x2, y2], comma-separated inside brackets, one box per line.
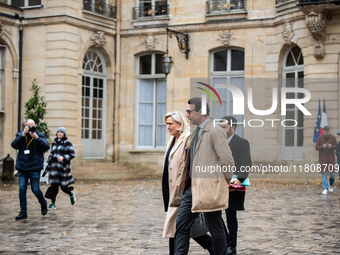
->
[138, 80, 154, 146]
[156, 80, 166, 147]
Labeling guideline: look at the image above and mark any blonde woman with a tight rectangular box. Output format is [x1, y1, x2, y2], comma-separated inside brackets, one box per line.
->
[162, 111, 215, 255]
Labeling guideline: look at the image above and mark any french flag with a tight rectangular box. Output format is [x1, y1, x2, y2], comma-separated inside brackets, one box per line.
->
[313, 100, 321, 143]
[319, 99, 328, 136]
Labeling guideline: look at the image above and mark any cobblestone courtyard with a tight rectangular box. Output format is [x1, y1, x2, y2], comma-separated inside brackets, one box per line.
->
[0, 178, 339, 255]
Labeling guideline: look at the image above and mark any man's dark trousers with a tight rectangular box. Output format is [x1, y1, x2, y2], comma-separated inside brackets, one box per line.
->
[226, 209, 238, 248]
[174, 184, 227, 255]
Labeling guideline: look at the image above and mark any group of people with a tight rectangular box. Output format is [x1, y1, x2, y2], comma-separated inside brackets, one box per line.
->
[161, 97, 252, 255]
[315, 125, 340, 195]
[11, 101, 340, 254]
[11, 119, 76, 220]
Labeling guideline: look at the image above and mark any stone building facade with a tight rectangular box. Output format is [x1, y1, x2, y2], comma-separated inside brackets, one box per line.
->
[1, 0, 340, 170]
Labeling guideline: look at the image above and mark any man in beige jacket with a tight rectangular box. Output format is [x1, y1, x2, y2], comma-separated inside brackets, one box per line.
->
[172, 97, 234, 255]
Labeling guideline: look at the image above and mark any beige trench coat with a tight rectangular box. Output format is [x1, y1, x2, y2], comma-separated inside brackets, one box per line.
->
[170, 118, 234, 213]
[162, 128, 190, 238]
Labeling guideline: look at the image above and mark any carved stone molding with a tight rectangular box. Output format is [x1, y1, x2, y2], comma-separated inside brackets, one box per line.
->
[218, 31, 232, 46]
[143, 35, 157, 50]
[306, 11, 327, 58]
[91, 31, 106, 48]
[282, 21, 294, 44]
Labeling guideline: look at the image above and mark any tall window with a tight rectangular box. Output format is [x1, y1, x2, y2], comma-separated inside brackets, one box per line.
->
[210, 48, 245, 136]
[82, 49, 107, 158]
[136, 53, 166, 149]
[282, 45, 304, 161]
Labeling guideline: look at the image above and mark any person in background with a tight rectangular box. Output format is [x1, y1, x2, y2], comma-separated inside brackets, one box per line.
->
[162, 111, 215, 255]
[11, 119, 50, 220]
[336, 130, 340, 185]
[315, 125, 337, 195]
[45, 127, 76, 210]
[172, 98, 234, 255]
[220, 116, 252, 255]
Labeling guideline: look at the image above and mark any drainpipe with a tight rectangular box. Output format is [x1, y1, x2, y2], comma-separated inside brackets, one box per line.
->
[114, 0, 121, 162]
[0, 12, 23, 132]
[18, 24, 23, 132]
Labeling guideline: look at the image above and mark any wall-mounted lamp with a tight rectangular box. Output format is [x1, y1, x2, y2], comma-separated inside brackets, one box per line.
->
[161, 27, 190, 76]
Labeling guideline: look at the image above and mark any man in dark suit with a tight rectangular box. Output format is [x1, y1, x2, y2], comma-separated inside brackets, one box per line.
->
[220, 116, 252, 255]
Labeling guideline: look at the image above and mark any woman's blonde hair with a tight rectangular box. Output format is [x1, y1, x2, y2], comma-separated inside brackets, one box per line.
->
[163, 111, 190, 133]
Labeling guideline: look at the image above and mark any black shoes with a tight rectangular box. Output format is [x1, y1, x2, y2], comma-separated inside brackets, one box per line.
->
[41, 202, 48, 216]
[16, 202, 47, 220]
[227, 246, 237, 255]
[15, 212, 28, 220]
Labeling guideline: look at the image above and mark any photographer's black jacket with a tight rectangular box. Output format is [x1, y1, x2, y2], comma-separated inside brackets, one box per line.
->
[11, 131, 50, 172]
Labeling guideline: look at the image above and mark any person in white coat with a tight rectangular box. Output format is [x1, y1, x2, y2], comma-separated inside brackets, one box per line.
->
[162, 111, 215, 255]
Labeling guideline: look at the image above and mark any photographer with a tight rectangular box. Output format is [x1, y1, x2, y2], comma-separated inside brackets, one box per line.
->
[11, 119, 50, 220]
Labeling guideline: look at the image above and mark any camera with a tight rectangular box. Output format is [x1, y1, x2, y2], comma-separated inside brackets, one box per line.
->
[29, 126, 36, 133]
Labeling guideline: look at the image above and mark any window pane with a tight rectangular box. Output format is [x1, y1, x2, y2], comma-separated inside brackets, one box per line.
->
[214, 50, 227, 71]
[298, 110, 303, 128]
[155, 54, 164, 74]
[231, 50, 244, 71]
[29, 0, 41, 6]
[157, 125, 166, 146]
[157, 80, 167, 101]
[285, 129, 294, 146]
[286, 51, 295, 66]
[139, 125, 153, 146]
[139, 80, 154, 101]
[297, 129, 303, 147]
[139, 103, 153, 124]
[155, 0, 168, 16]
[140, 54, 152, 74]
[92, 130, 97, 139]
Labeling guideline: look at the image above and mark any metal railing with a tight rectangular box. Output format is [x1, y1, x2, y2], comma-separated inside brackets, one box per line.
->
[132, 4, 168, 20]
[275, 0, 295, 4]
[84, 0, 116, 19]
[206, 0, 245, 14]
[298, 0, 340, 4]
[7, 0, 41, 8]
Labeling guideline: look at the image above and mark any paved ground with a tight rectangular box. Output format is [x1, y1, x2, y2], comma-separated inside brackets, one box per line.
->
[0, 172, 340, 254]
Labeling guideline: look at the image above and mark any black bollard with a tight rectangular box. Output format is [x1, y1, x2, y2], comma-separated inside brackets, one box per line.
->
[2, 154, 14, 181]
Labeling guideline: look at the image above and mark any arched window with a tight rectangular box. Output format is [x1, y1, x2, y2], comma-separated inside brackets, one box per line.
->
[210, 48, 245, 136]
[282, 45, 304, 161]
[82, 49, 107, 158]
[136, 52, 166, 149]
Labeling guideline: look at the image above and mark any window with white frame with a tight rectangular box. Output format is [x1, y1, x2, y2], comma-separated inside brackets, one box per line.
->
[136, 53, 167, 149]
[134, 0, 168, 19]
[7, 0, 41, 8]
[210, 48, 245, 136]
[282, 45, 304, 161]
[207, 0, 245, 14]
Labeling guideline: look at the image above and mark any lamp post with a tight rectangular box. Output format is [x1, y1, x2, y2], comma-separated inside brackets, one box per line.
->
[161, 28, 173, 75]
[161, 27, 189, 76]
[161, 53, 173, 75]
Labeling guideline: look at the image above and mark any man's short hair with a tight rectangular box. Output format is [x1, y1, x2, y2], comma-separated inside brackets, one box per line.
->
[188, 97, 210, 116]
[324, 125, 330, 131]
[222, 116, 238, 130]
